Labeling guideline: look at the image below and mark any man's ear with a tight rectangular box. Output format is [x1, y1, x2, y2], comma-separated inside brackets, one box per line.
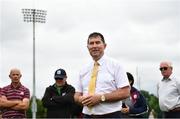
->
[104, 43, 107, 49]
[9, 75, 11, 78]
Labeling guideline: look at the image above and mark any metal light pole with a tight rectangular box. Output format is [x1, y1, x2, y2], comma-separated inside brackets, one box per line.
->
[22, 9, 46, 119]
[136, 66, 141, 90]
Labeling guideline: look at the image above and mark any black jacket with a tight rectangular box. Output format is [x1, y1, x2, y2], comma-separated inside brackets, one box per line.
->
[42, 83, 82, 118]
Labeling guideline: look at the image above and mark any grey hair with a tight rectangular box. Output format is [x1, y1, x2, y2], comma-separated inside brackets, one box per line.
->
[160, 61, 173, 68]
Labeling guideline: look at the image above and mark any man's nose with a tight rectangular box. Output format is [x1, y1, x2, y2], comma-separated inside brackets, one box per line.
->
[92, 43, 98, 47]
[14, 75, 19, 78]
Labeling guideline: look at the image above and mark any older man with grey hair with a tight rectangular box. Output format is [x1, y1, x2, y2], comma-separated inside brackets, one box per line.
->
[157, 61, 180, 118]
[0, 68, 30, 118]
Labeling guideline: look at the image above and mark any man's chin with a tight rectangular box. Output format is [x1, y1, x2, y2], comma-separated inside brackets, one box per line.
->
[91, 52, 99, 56]
[12, 81, 19, 83]
[92, 54, 99, 58]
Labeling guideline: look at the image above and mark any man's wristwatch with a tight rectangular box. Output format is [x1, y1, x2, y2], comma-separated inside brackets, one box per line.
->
[101, 95, 106, 102]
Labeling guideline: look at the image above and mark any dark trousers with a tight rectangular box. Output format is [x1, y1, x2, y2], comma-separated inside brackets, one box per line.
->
[164, 111, 180, 118]
[83, 111, 122, 118]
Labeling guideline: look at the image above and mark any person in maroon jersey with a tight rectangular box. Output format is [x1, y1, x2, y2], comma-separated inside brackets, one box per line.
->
[0, 87, 2, 117]
[0, 68, 30, 118]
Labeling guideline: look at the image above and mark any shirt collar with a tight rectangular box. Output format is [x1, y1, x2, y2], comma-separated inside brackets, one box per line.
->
[94, 54, 106, 66]
[54, 83, 62, 88]
[162, 78, 171, 81]
[10, 82, 21, 89]
[162, 74, 174, 81]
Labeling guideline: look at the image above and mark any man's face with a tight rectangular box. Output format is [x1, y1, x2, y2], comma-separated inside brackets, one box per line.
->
[55, 78, 66, 86]
[9, 69, 21, 83]
[159, 63, 172, 78]
[87, 36, 106, 61]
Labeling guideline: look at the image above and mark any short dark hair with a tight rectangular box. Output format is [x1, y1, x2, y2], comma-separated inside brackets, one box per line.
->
[126, 72, 134, 86]
[87, 32, 105, 44]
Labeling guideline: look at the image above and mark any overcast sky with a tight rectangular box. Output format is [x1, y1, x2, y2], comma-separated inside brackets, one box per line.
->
[0, 0, 180, 98]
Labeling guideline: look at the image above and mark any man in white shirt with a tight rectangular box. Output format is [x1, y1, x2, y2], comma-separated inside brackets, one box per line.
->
[157, 61, 180, 118]
[74, 32, 130, 118]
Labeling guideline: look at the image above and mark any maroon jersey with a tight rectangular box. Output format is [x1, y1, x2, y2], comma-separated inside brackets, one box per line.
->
[1, 83, 30, 118]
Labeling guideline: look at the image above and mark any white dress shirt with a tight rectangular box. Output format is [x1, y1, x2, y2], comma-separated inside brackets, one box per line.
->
[75, 55, 129, 115]
[157, 75, 180, 111]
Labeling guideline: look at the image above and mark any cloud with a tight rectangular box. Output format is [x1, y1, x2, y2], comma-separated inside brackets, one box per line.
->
[0, 0, 180, 98]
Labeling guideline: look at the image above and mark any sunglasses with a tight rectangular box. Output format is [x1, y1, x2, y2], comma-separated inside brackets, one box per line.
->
[55, 78, 64, 80]
[159, 67, 168, 71]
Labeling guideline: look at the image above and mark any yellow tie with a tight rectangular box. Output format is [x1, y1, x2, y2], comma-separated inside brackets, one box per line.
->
[88, 62, 99, 95]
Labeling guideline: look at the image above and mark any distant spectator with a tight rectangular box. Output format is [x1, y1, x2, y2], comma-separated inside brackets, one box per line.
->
[0, 87, 2, 118]
[0, 68, 30, 118]
[42, 68, 82, 118]
[157, 61, 180, 118]
[121, 72, 148, 118]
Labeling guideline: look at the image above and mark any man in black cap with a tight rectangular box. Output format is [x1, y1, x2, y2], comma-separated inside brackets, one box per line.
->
[42, 68, 82, 118]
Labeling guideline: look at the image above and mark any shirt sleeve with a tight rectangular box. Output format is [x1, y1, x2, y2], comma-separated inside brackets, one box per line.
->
[1, 87, 6, 96]
[176, 77, 180, 94]
[115, 64, 129, 88]
[24, 88, 30, 99]
[0, 88, 1, 96]
[74, 71, 83, 93]
[157, 82, 159, 97]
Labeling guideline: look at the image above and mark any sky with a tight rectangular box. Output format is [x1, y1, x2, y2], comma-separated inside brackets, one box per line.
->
[0, 0, 180, 99]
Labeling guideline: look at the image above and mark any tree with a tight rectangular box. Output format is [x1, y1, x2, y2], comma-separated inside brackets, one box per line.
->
[140, 90, 163, 118]
[27, 97, 46, 118]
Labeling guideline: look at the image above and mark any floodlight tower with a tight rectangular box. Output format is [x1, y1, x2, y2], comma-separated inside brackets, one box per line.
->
[22, 9, 46, 119]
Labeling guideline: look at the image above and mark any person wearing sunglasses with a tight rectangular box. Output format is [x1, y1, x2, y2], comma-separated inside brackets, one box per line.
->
[157, 61, 180, 118]
[42, 68, 82, 118]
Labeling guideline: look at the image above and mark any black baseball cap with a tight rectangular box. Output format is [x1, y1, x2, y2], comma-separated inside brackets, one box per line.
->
[54, 68, 67, 80]
[126, 72, 134, 86]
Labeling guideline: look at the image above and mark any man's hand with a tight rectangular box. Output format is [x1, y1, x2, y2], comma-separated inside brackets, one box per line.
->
[0, 96, 20, 108]
[11, 98, 30, 110]
[81, 94, 101, 107]
[121, 105, 129, 114]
